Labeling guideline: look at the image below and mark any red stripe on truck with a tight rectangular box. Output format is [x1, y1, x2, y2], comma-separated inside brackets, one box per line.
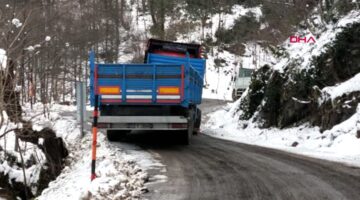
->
[157, 99, 181, 103]
[101, 99, 122, 103]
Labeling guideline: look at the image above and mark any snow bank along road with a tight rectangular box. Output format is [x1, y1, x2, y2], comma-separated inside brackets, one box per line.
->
[92, 99, 360, 200]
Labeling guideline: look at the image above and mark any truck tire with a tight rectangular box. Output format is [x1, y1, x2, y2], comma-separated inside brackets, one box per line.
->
[106, 130, 130, 141]
[181, 107, 195, 145]
[193, 109, 201, 135]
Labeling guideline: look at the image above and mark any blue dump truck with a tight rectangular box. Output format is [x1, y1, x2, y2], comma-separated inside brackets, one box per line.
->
[89, 39, 206, 144]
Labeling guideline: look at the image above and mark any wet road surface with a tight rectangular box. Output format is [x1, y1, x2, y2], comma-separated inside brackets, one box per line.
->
[113, 99, 360, 200]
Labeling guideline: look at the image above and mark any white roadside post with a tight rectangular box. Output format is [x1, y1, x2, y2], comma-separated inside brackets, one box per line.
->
[76, 81, 86, 137]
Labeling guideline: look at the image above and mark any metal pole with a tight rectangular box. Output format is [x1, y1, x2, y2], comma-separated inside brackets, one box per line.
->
[80, 83, 84, 137]
[76, 82, 86, 137]
[91, 62, 98, 181]
[81, 85, 84, 136]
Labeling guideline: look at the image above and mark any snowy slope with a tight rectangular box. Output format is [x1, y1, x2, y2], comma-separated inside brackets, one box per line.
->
[203, 10, 360, 166]
[0, 104, 48, 195]
[39, 132, 149, 200]
[176, 5, 263, 42]
[1, 103, 163, 199]
[202, 44, 276, 100]
[176, 4, 270, 100]
[241, 42, 277, 70]
[321, 72, 360, 101]
[202, 48, 238, 100]
[203, 99, 360, 167]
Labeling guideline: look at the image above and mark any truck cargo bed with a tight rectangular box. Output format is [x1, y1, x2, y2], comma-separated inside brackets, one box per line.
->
[90, 53, 205, 108]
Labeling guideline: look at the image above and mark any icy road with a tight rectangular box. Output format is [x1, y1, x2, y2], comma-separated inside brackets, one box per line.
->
[95, 99, 360, 200]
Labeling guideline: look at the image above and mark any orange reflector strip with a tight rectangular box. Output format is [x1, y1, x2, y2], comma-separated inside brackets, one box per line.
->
[98, 86, 121, 94]
[158, 87, 180, 95]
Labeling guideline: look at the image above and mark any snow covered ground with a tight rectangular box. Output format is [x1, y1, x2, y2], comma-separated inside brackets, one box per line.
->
[0, 103, 164, 199]
[321, 72, 360, 102]
[202, 99, 360, 167]
[0, 103, 52, 195]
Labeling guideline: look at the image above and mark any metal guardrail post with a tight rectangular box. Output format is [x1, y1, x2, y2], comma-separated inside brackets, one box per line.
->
[76, 81, 86, 137]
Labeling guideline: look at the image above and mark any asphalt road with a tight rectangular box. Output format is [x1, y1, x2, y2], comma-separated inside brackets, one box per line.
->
[88, 99, 360, 200]
[129, 133, 360, 200]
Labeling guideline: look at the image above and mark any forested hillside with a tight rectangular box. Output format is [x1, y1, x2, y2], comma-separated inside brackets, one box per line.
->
[1, 0, 357, 104]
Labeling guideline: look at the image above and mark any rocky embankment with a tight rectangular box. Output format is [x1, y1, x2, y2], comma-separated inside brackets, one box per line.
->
[239, 23, 360, 132]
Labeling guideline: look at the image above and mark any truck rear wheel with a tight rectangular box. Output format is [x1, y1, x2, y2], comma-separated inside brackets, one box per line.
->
[181, 107, 195, 145]
[193, 109, 201, 135]
[106, 130, 130, 141]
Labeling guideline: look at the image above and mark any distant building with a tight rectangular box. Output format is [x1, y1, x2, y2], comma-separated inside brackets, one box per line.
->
[232, 68, 253, 101]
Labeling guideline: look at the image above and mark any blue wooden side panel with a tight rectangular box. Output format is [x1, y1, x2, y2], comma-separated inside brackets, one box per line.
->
[90, 53, 205, 108]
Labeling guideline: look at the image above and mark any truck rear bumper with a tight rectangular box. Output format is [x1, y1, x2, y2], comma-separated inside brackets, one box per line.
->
[97, 116, 188, 130]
